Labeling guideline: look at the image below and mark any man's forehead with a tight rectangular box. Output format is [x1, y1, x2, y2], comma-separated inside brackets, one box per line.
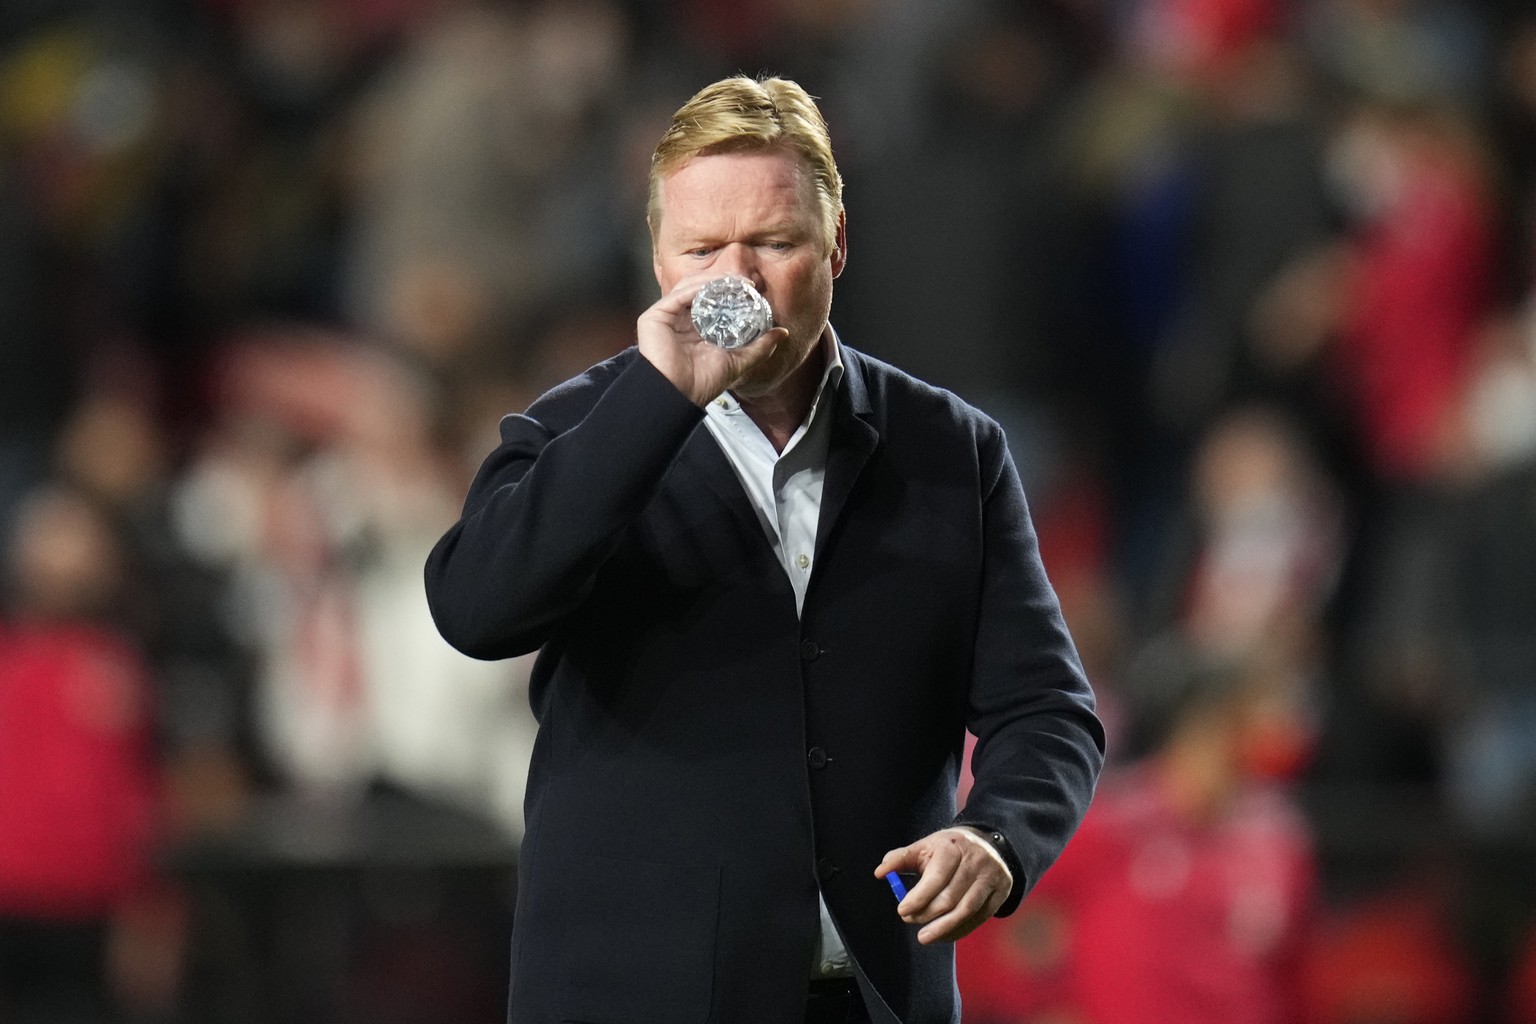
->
[655, 150, 813, 223]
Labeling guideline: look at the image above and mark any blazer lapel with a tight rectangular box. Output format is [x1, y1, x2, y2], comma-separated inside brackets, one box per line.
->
[675, 424, 768, 541]
[667, 424, 800, 614]
[815, 349, 879, 558]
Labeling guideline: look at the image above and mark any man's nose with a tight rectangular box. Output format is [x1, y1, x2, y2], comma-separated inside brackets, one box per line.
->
[715, 244, 763, 291]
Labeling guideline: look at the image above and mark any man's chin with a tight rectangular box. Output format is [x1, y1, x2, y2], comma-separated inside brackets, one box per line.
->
[736, 328, 821, 399]
[729, 352, 792, 400]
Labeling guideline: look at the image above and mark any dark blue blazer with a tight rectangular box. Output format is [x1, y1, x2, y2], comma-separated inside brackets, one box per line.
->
[424, 345, 1103, 1024]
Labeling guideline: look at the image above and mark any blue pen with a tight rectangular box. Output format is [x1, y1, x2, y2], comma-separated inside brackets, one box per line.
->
[884, 872, 908, 902]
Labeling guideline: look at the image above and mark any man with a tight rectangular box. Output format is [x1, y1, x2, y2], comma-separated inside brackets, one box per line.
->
[424, 75, 1103, 1024]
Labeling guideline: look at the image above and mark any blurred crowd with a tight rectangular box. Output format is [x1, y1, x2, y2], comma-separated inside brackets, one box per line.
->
[0, 0, 1534, 1020]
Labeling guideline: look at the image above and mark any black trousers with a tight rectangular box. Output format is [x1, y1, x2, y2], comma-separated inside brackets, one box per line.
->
[804, 978, 869, 1024]
[0, 918, 111, 1024]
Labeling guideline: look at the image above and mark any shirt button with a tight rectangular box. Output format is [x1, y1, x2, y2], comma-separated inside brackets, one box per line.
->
[807, 747, 829, 769]
[800, 639, 820, 661]
[816, 858, 839, 882]
[796, 553, 810, 569]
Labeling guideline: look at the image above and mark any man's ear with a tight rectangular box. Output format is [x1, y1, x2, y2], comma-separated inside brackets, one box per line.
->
[831, 210, 848, 279]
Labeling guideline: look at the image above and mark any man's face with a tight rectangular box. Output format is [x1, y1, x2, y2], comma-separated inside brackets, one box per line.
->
[652, 149, 845, 399]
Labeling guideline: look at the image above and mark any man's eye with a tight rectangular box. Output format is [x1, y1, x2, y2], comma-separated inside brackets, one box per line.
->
[764, 241, 792, 251]
[686, 247, 714, 257]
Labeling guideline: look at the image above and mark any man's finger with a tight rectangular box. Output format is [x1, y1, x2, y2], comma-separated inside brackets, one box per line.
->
[873, 845, 919, 879]
[916, 883, 1003, 944]
[733, 326, 787, 359]
[894, 843, 962, 919]
[917, 904, 989, 945]
[905, 871, 972, 924]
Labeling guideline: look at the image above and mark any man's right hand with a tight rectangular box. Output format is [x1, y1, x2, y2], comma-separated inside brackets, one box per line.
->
[636, 275, 787, 407]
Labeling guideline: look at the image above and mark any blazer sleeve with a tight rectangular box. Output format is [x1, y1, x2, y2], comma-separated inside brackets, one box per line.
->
[953, 424, 1105, 916]
[424, 352, 704, 661]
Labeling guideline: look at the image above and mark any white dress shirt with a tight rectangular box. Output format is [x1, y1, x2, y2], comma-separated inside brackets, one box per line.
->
[700, 329, 853, 980]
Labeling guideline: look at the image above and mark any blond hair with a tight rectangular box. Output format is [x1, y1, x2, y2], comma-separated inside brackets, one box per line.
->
[648, 75, 844, 251]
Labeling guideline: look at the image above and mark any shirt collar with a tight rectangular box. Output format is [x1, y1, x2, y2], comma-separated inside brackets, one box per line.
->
[712, 325, 845, 417]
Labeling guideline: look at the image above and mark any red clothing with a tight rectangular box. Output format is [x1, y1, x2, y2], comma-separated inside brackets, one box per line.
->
[0, 622, 157, 918]
[1337, 155, 1495, 482]
[1302, 891, 1478, 1024]
[958, 767, 1315, 1024]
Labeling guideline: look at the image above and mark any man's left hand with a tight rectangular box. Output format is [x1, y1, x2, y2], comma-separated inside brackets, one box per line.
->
[873, 827, 1013, 944]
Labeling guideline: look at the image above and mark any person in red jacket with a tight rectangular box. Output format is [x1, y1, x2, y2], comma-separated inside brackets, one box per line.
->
[958, 635, 1316, 1024]
[0, 483, 159, 1023]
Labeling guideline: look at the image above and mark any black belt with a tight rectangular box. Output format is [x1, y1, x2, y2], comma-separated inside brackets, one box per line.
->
[805, 977, 867, 1024]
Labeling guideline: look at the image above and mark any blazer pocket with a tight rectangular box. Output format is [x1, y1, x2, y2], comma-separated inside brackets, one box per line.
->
[557, 852, 720, 1024]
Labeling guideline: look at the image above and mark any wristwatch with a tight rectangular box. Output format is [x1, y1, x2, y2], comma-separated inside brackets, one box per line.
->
[962, 825, 1018, 881]
[958, 823, 1027, 916]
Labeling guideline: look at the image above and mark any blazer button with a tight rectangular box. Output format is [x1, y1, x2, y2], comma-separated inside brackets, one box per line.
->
[807, 747, 829, 769]
[800, 639, 820, 661]
[816, 858, 839, 882]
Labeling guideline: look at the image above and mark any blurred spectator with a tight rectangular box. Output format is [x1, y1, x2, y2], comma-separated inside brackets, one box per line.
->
[1441, 308, 1536, 836]
[343, 0, 634, 379]
[1330, 100, 1497, 484]
[177, 330, 536, 836]
[52, 372, 263, 838]
[957, 635, 1317, 1024]
[0, 483, 161, 1023]
[1244, 96, 1500, 806]
[1252, 98, 1498, 491]
[1146, 404, 1344, 661]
